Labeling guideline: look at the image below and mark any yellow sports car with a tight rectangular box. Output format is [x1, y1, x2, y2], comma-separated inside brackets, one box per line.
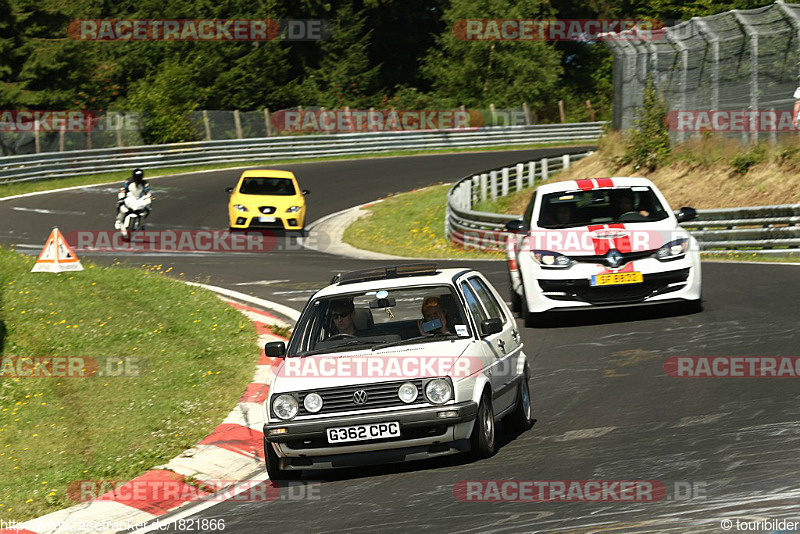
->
[227, 170, 309, 231]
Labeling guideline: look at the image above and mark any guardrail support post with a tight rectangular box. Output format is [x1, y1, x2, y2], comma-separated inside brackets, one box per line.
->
[490, 170, 498, 200]
[115, 113, 124, 147]
[528, 161, 535, 187]
[203, 110, 212, 141]
[522, 102, 531, 125]
[515, 163, 524, 191]
[541, 158, 549, 181]
[265, 108, 273, 137]
[562, 154, 570, 170]
[480, 173, 488, 202]
[59, 129, 65, 152]
[34, 122, 41, 154]
[472, 175, 480, 205]
[234, 110, 243, 139]
[501, 168, 509, 197]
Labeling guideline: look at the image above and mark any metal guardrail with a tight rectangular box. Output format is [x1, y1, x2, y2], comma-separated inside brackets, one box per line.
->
[445, 155, 800, 252]
[0, 122, 607, 184]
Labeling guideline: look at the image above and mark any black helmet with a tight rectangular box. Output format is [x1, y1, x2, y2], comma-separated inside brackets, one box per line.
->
[131, 168, 144, 184]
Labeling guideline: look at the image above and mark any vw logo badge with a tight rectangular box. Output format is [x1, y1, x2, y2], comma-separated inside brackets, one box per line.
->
[353, 390, 369, 405]
[606, 249, 623, 268]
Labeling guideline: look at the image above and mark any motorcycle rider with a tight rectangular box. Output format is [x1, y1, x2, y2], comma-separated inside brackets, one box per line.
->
[115, 168, 151, 231]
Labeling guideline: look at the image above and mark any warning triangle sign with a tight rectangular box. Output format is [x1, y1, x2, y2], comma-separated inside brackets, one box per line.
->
[31, 228, 84, 273]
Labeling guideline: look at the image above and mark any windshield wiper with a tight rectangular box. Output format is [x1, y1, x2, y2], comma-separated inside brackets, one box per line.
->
[297, 340, 384, 357]
[371, 333, 460, 351]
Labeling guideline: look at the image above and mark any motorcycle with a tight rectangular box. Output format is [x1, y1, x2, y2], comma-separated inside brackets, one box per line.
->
[117, 194, 152, 239]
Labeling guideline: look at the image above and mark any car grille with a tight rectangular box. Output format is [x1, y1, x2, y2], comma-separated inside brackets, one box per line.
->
[259, 206, 276, 214]
[571, 249, 656, 268]
[294, 379, 428, 416]
[248, 218, 283, 229]
[538, 268, 690, 305]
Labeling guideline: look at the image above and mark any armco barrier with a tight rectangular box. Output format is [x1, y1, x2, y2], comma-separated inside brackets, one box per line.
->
[445, 155, 800, 253]
[0, 122, 606, 184]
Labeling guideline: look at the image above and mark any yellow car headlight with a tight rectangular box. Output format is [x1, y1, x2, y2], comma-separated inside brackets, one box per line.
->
[286, 206, 302, 213]
[233, 204, 249, 212]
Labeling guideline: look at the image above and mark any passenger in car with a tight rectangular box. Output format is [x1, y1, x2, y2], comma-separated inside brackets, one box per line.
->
[417, 296, 450, 335]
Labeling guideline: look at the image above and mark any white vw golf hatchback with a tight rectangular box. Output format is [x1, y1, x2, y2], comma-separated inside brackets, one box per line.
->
[262, 264, 533, 479]
[505, 177, 702, 326]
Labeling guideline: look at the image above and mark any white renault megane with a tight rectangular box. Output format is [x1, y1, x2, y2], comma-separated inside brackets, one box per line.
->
[504, 177, 702, 326]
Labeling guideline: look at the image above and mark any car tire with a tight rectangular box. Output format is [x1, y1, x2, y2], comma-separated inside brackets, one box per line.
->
[521, 286, 547, 328]
[469, 390, 496, 460]
[265, 440, 301, 481]
[510, 282, 522, 314]
[504, 366, 533, 432]
[681, 298, 703, 315]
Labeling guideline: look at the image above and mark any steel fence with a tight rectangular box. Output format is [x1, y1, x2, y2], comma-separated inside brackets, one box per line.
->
[606, 1, 800, 143]
[0, 122, 606, 185]
[445, 154, 800, 252]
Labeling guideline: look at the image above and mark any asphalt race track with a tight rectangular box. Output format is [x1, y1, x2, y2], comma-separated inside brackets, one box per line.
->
[2, 148, 799, 533]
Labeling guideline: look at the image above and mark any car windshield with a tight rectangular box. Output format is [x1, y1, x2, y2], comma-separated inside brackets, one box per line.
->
[536, 186, 669, 228]
[286, 285, 472, 356]
[239, 177, 296, 196]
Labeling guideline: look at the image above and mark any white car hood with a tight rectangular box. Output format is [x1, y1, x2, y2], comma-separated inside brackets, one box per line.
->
[271, 338, 474, 394]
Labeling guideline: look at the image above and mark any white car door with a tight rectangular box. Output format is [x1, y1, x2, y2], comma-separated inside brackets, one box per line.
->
[460, 275, 520, 413]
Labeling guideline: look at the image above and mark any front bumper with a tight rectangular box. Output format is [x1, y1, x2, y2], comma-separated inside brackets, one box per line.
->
[264, 401, 478, 468]
[229, 212, 305, 230]
[520, 255, 701, 313]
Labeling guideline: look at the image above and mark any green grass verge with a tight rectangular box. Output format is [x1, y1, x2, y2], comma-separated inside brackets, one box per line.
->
[0, 248, 260, 521]
[343, 184, 504, 259]
[0, 140, 594, 199]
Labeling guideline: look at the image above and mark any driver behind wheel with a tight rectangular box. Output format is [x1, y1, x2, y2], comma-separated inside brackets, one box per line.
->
[329, 298, 358, 336]
[612, 191, 650, 218]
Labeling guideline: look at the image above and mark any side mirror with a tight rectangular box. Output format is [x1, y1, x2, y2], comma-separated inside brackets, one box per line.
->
[504, 219, 527, 233]
[226, 187, 233, 193]
[676, 207, 698, 223]
[480, 318, 503, 337]
[264, 341, 286, 358]
[302, 189, 310, 196]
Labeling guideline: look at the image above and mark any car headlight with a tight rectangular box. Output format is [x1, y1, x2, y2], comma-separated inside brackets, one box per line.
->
[398, 382, 419, 404]
[656, 238, 689, 261]
[233, 204, 249, 212]
[532, 250, 573, 268]
[286, 206, 302, 213]
[424, 379, 453, 404]
[272, 394, 299, 420]
[303, 393, 323, 413]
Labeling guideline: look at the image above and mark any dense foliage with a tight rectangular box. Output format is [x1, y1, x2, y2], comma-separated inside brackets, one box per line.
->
[0, 0, 776, 143]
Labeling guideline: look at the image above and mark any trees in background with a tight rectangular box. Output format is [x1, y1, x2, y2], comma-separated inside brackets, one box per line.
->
[0, 0, 778, 143]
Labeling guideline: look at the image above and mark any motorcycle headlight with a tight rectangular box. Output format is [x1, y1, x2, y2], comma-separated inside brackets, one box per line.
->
[303, 393, 323, 413]
[233, 204, 249, 212]
[656, 238, 689, 261]
[532, 250, 573, 268]
[286, 206, 302, 213]
[272, 394, 299, 420]
[424, 379, 453, 405]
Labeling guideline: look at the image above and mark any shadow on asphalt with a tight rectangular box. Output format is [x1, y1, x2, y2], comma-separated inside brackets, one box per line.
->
[524, 301, 703, 329]
[294, 419, 539, 484]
